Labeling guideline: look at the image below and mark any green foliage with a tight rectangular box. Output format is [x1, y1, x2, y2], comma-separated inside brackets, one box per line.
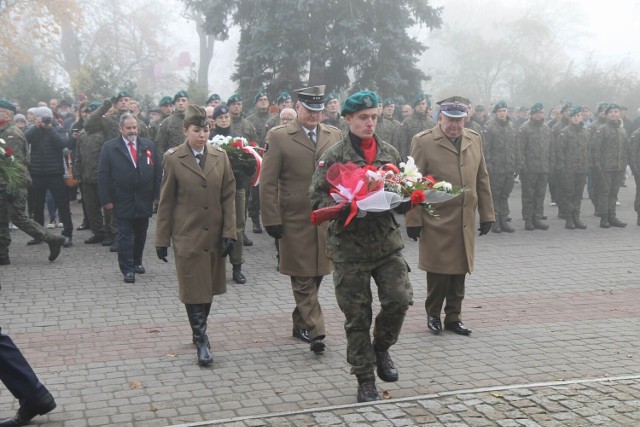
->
[0, 65, 62, 109]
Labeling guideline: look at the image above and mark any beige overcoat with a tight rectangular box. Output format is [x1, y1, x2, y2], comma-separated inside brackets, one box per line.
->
[406, 125, 494, 274]
[155, 142, 236, 303]
[260, 120, 342, 276]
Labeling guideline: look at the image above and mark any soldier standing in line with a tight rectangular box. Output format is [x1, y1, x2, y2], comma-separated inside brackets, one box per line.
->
[556, 106, 589, 229]
[375, 97, 398, 146]
[472, 104, 489, 127]
[592, 103, 628, 228]
[629, 126, 640, 226]
[464, 104, 484, 135]
[322, 92, 350, 136]
[266, 91, 293, 131]
[519, 103, 552, 231]
[155, 91, 189, 154]
[205, 93, 222, 108]
[310, 90, 413, 403]
[261, 85, 341, 354]
[148, 96, 173, 141]
[550, 103, 572, 216]
[396, 93, 436, 160]
[587, 103, 609, 214]
[483, 100, 518, 233]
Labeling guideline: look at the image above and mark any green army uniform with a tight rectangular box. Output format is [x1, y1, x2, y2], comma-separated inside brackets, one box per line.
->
[550, 116, 570, 215]
[246, 110, 273, 147]
[629, 128, 640, 225]
[375, 116, 399, 147]
[148, 112, 171, 141]
[397, 112, 435, 159]
[230, 115, 258, 144]
[322, 114, 350, 137]
[155, 111, 186, 154]
[464, 119, 483, 135]
[587, 114, 608, 216]
[556, 116, 589, 229]
[266, 113, 280, 131]
[84, 103, 149, 143]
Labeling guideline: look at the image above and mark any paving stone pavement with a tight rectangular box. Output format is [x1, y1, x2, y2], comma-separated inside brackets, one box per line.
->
[1, 178, 639, 426]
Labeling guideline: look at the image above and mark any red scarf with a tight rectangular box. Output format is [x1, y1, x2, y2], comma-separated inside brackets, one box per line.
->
[361, 137, 377, 165]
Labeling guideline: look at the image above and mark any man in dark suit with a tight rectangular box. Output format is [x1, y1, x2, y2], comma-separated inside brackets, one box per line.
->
[98, 113, 162, 283]
[0, 327, 57, 426]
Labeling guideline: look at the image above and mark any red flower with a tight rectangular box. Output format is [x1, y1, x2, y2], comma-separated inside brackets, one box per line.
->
[424, 175, 436, 184]
[410, 190, 426, 206]
[231, 141, 244, 149]
[4, 146, 14, 157]
[249, 141, 257, 147]
[362, 165, 377, 173]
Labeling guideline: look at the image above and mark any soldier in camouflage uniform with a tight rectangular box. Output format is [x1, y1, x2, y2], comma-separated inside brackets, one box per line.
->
[0, 100, 64, 264]
[518, 103, 552, 230]
[395, 93, 436, 160]
[205, 93, 221, 108]
[587, 103, 609, 214]
[592, 104, 628, 228]
[556, 106, 589, 229]
[375, 97, 399, 146]
[629, 126, 640, 226]
[310, 90, 413, 404]
[322, 92, 350, 136]
[550, 104, 572, 216]
[155, 91, 189, 154]
[148, 96, 173, 141]
[464, 104, 484, 135]
[246, 91, 274, 148]
[483, 100, 518, 233]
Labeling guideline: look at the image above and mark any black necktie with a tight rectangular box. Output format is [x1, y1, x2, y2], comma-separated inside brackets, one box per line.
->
[195, 153, 204, 170]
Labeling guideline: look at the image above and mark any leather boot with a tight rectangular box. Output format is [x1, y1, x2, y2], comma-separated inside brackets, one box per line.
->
[499, 215, 514, 233]
[524, 219, 535, 231]
[573, 212, 587, 229]
[564, 214, 575, 229]
[491, 215, 502, 233]
[373, 342, 398, 382]
[232, 264, 246, 284]
[185, 304, 213, 366]
[242, 232, 253, 247]
[356, 373, 380, 403]
[599, 216, 610, 228]
[251, 216, 262, 234]
[609, 215, 627, 228]
[532, 218, 549, 230]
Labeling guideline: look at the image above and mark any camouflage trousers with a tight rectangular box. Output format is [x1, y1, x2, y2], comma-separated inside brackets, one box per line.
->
[82, 182, 116, 237]
[593, 169, 624, 218]
[333, 251, 413, 376]
[488, 172, 515, 216]
[0, 188, 54, 257]
[520, 172, 548, 220]
[230, 188, 245, 265]
[558, 173, 587, 216]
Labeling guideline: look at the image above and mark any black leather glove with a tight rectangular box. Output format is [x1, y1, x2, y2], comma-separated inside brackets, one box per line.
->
[337, 203, 352, 224]
[265, 224, 283, 239]
[156, 246, 168, 262]
[407, 226, 422, 241]
[220, 237, 235, 257]
[394, 200, 412, 214]
[478, 222, 493, 236]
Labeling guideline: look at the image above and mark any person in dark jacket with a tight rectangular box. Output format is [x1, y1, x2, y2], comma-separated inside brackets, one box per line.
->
[97, 113, 162, 283]
[24, 107, 73, 247]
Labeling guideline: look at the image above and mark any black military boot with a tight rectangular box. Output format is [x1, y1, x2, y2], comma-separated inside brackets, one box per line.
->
[524, 219, 535, 231]
[532, 218, 549, 230]
[251, 216, 262, 234]
[491, 215, 502, 233]
[573, 212, 587, 229]
[609, 215, 627, 228]
[242, 232, 253, 247]
[564, 214, 576, 229]
[232, 264, 246, 284]
[600, 216, 610, 228]
[499, 215, 514, 233]
[373, 342, 398, 382]
[47, 236, 64, 262]
[185, 304, 213, 366]
[356, 373, 380, 403]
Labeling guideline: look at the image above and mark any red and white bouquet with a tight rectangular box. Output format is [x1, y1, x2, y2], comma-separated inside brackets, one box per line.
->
[209, 135, 262, 186]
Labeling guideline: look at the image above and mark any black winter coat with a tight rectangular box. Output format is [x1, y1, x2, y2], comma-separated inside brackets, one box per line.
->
[25, 124, 68, 176]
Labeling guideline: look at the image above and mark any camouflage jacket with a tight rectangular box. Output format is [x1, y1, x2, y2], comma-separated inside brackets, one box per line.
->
[74, 129, 106, 183]
[483, 117, 519, 174]
[309, 135, 405, 263]
[230, 115, 258, 144]
[148, 112, 171, 141]
[551, 118, 570, 171]
[84, 105, 148, 144]
[556, 122, 589, 173]
[155, 111, 185, 154]
[0, 123, 29, 188]
[246, 110, 273, 147]
[397, 112, 436, 159]
[518, 119, 552, 173]
[629, 128, 640, 170]
[322, 115, 350, 137]
[592, 119, 627, 172]
[375, 115, 400, 147]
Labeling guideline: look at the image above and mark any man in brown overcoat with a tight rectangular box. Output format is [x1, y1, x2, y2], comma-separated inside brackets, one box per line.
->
[406, 96, 495, 336]
[260, 85, 342, 353]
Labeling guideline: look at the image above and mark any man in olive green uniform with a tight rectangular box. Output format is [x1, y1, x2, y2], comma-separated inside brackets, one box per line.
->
[556, 106, 589, 229]
[322, 92, 349, 136]
[629, 126, 640, 226]
[266, 91, 293, 130]
[0, 99, 64, 264]
[310, 90, 413, 403]
[464, 104, 484, 135]
[519, 103, 552, 230]
[587, 103, 609, 212]
[592, 103, 628, 228]
[396, 93, 436, 160]
[205, 93, 221, 108]
[550, 104, 572, 216]
[246, 91, 273, 147]
[483, 100, 518, 233]
[156, 91, 189, 154]
[148, 96, 173, 141]
[375, 98, 399, 146]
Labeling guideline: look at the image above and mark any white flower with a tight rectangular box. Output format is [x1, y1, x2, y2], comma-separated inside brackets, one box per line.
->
[209, 135, 230, 146]
[400, 156, 422, 180]
[433, 181, 453, 192]
[0, 146, 4, 155]
[0, 138, 6, 145]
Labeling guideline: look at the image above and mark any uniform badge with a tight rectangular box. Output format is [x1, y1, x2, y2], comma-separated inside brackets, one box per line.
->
[364, 96, 372, 107]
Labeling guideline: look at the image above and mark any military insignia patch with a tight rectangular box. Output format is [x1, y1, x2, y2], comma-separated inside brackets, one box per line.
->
[364, 96, 372, 107]
[167, 147, 176, 154]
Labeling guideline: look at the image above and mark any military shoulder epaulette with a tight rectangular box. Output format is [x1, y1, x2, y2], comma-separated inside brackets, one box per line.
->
[322, 124, 340, 132]
[466, 129, 480, 137]
[415, 128, 433, 137]
[214, 146, 224, 152]
[167, 147, 177, 154]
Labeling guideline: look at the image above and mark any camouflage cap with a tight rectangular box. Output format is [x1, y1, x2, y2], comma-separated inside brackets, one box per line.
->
[115, 91, 130, 101]
[492, 100, 507, 113]
[227, 93, 242, 105]
[159, 96, 173, 106]
[276, 91, 291, 104]
[173, 90, 189, 103]
[340, 90, 379, 116]
[253, 90, 268, 105]
[605, 103, 621, 114]
[569, 105, 582, 117]
[0, 99, 16, 113]
[530, 103, 544, 114]
[437, 96, 471, 118]
[183, 104, 208, 129]
[206, 93, 221, 104]
[296, 85, 326, 112]
[383, 98, 395, 107]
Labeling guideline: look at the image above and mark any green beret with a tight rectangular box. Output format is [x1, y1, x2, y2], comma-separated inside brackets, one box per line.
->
[340, 90, 379, 116]
[85, 101, 101, 113]
[206, 93, 221, 104]
[173, 90, 189, 103]
[492, 100, 508, 113]
[0, 99, 16, 113]
[569, 106, 582, 117]
[324, 92, 339, 105]
[383, 98, 395, 107]
[253, 91, 268, 105]
[413, 93, 431, 108]
[276, 91, 291, 104]
[115, 91, 130, 101]
[530, 103, 544, 114]
[560, 102, 572, 113]
[605, 103, 620, 114]
[227, 93, 242, 105]
[183, 104, 208, 128]
[159, 96, 173, 106]
[596, 102, 609, 114]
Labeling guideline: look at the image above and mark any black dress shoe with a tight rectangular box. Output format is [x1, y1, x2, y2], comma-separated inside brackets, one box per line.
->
[76, 221, 90, 231]
[134, 265, 145, 274]
[26, 239, 44, 246]
[123, 272, 135, 283]
[62, 236, 72, 248]
[84, 234, 104, 244]
[0, 391, 56, 426]
[47, 236, 64, 262]
[444, 321, 472, 336]
[292, 328, 310, 343]
[310, 336, 326, 353]
[427, 315, 442, 334]
[374, 348, 398, 382]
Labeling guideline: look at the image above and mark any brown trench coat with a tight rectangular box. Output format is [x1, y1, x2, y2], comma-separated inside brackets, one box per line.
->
[260, 120, 342, 276]
[406, 125, 494, 274]
[155, 142, 236, 303]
